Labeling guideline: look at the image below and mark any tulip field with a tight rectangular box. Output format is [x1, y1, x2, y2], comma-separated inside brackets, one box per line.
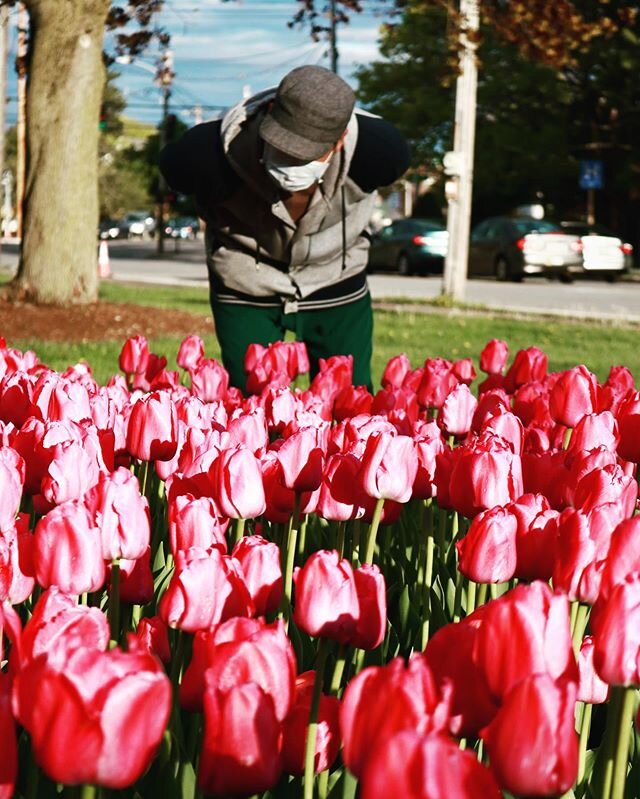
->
[1, 330, 640, 799]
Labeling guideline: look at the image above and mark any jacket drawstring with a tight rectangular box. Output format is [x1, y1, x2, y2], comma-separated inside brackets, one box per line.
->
[341, 186, 347, 271]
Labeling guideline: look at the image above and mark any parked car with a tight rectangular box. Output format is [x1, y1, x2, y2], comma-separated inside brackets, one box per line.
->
[559, 221, 633, 278]
[164, 216, 200, 240]
[118, 212, 156, 239]
[468, 217, 583, 281]
[368, 218, 449, 275]
[98, 218, 120, 240]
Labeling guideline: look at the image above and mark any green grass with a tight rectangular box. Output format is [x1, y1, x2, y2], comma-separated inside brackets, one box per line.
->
[9, 281, 640, 387]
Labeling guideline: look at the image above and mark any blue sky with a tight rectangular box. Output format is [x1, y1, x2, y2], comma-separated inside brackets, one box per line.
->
[110, 0, 392, 127]
[3, 1, 391, 129]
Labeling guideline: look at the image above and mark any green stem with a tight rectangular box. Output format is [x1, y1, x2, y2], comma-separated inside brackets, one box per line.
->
[578, 701, 593, 784]
[420, 510, 436, 650]
[596, 686, 625, 799]
[233, 516, 245, 546]
[452, 564, 465, 623]
[475, 582, 488, 611]
[610, 686, 636, 799]
[109, 559, 121, 646]
[281, 494, 302, 627]
[81, 787, 96, 799]
[351, 520, 361, 567]
[466, 580, 477, 617]
[364, 498, 385, 565]
[436, 506, 447, 558]
[330, 647, 347, 696]
[572, 603, 590, 658]
[336, 521, 346, 559]
[563, 426, 573, 450]
[297, 512, 309, 559]
[303, 640, 329, 799]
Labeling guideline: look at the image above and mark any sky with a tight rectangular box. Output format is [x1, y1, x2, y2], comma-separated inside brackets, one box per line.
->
[113, 0, 391, 127]
[3, 1, 392, 129]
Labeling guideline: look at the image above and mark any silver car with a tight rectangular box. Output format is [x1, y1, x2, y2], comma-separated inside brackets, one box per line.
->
[468, 217, 583, 282]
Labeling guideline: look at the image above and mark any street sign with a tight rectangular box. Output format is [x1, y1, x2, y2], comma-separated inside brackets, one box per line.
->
[579, 160, 604, 190]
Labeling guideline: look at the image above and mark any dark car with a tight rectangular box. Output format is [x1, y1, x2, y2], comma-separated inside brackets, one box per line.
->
[468, 217, 583, 282]
[164, 216, 200, 240]
[559, 221, 633, 277]
[368, 218, 449, 275]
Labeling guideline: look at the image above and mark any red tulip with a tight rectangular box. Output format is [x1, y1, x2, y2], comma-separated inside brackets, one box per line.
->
[281, 670, 341, 776]
[591, 575, 640, 686]
[316, 452, 368, 521]
[127, 615, 171, 664]
[276, 424, 328, 492]
[0, 673, 17, 799]
[568, 411, 619, 453]
[32, 373, 92, 424]
[333, 384, 374, 421]
[309, 354, 353, 404]
[340, 655, 451, 779]
[84, 467, 150, 561]
[0, 514, 35, 605]
[616, 390, 640, 462]
[573, 461, 637, 517]
[110, 546, 154, 605]
[503, 346, 548, 392]
[479, 338, 509, 375]
[481, 674, 578, 797]
[472, 581, 578, 701]
[118, 334, 150, 376]
[126, 390, 178, 462]
[176, 334, 204, 370]
[549, 365, 598, 427]
[232, 535, 283, 616]
[360, 431, 418, 504]
[511, 494, 558, 582]
[360, 730, 502, 799]
[598, 517, 640, 601]
[198, 677, 283, 797]
[423, 614, 499, 738]
[411, 420, 445, 500]
[381, 353, 412, 389]
[34, 500, 105, 595]
[416, 357, 458, 410]
[209, 445, 266, 519]
[13, 644, 171, 789]
[447, 431, 523, 519]
[352, 563, 387, 650]
[159, 547, 253, 632]
[456, 505, 518, 583]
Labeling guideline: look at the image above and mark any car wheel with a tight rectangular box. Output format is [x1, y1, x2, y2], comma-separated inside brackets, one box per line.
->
[397, 253, 411, 276]
[495, 257, 509, 282]
[560, 271, 574, 284]
[605, 272, 621, 283]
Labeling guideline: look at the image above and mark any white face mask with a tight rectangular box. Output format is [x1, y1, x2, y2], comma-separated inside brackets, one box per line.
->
[263, 143, 331, 192]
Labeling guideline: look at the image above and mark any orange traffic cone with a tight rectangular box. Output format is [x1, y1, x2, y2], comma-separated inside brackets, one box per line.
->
[98, 240, 111, 279]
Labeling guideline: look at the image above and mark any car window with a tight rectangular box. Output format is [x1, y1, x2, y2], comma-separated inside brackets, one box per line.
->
[512, 219, 561, 235]
[470, 219, 493, 241]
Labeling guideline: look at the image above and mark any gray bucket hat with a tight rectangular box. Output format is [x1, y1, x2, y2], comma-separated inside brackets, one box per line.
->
[259, 65, 356, 162]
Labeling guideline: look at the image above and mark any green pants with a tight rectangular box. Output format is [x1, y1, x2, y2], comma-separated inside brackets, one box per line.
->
[210, 293, 373, 392]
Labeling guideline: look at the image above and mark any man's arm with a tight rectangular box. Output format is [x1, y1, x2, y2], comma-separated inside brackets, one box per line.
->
[158, 120, 239, 205]
[349, 114, 411, 193]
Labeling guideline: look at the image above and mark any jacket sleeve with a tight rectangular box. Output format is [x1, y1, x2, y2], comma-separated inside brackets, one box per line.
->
[349, 114, 411, 193]
[158, 120, 239, 205]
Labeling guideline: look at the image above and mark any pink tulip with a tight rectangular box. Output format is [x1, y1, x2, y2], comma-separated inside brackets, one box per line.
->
[276, 425, 328, 492]
[617, 391, 640, 462]
[503, 346, 548, 391]
[84, 467, 150, 561]
[351, 563, 387, 650]
[316, 452, 368, 521]
[159, 547, 253, 632]
[360, 431, 418, 504]
[232, 535, 283, 616]
[189, 357, 229, 402]
[34, 500, 105, 595]
[168, 493, 228, 555]
[126, 391, 178, 462]
[0, 672, 16, 799]
[568, 411, 619, 453]
[416, 357, 457, 410]
[577, 636, 610, 704]
[438, 382, 478, 437]
[0, 514, 35, 605]
[549, 365, 598, 427]
[227, 408, 269, 455]
[176, 334, 204, 370]
[381, 353, 412, 389]
[209, 445, 266, 519]
[41, 438, 102, 506]
[0, 447, 24, 530]
[591, 575, 640, 686]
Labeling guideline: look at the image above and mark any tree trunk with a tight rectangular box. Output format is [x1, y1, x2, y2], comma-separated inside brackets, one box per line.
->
[9, 0, 111, 305]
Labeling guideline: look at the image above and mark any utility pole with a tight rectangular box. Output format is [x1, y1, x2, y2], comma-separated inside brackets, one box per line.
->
[155, 48, 174, 255]
[0, 4, 9, 253]
[16, 2, 27, 241]
[442, 0, 479, 303]
[329, 0, 338, 73]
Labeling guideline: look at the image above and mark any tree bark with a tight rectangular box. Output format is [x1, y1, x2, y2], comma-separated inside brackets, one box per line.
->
[9, 0, 111, 304]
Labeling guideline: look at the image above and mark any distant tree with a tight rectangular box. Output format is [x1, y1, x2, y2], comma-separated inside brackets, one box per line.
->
[3, 0, 167, 306]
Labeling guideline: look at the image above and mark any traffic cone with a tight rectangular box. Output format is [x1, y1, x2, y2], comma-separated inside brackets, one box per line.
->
[98, 240, 111, 279]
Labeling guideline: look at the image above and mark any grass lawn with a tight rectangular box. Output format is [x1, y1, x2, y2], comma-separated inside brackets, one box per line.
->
[9, 280, 640, 387]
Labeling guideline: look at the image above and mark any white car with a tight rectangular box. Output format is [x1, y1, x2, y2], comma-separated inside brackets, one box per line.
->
[560, 221, 633, 278]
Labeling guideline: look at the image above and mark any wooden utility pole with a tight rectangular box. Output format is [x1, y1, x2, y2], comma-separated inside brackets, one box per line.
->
[16, 2, 28, 241]
[442, 0, 479, 303]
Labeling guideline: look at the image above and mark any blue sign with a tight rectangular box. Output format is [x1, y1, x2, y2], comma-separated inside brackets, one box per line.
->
[579, 160, 604, 190]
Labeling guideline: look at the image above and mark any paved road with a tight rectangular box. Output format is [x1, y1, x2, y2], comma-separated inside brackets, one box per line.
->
[3, 238, 639, 323]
